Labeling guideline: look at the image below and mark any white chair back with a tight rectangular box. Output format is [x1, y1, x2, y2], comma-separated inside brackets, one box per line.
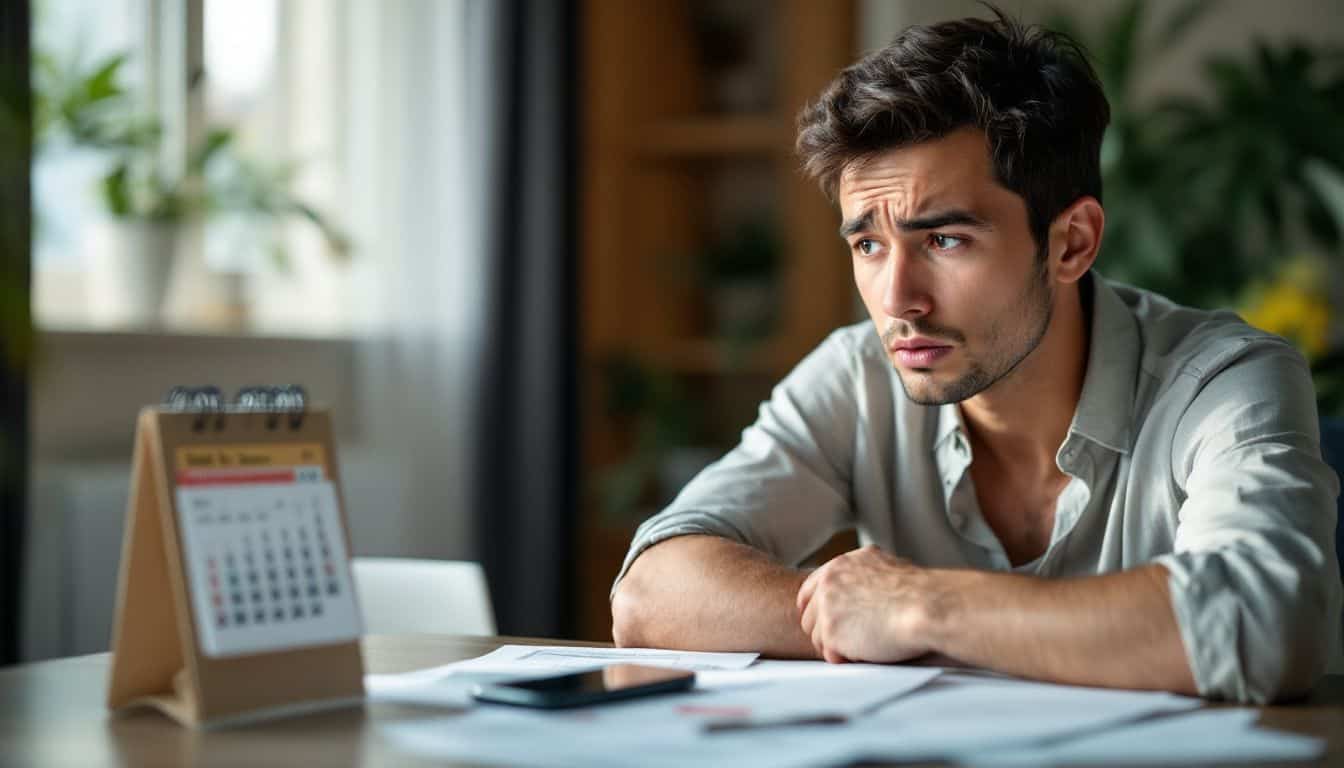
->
[352, 557, 497, 635]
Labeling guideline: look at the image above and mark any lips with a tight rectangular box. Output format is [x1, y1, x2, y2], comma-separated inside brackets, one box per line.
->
[889, 338, 953, 368]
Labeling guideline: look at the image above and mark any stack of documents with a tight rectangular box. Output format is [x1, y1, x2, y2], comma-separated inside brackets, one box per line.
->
[366, 646, 1325, 767]
[365, 645, 763, 709]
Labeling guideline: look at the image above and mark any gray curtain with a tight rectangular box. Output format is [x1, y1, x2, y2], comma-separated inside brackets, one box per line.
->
[0, 0, 33, 666]
[473, 0, 578, 638]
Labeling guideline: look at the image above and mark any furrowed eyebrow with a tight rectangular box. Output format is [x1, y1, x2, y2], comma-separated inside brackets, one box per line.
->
[895, 210, 994, 232]
[839, 208, 994, 239]
[838, 211, 873, 239]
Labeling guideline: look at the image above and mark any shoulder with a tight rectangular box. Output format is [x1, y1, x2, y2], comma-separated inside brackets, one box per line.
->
[788, 320, 890, 383]
[1108, 279, 1303, 390]
[821, 320, 887, 360]
[1107, 281, 1317, 474]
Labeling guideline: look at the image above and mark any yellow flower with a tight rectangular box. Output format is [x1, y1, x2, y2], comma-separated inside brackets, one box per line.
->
[1240, 263, 1332, 360]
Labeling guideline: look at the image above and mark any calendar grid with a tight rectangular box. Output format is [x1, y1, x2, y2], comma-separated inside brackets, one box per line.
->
[176, 478, 362, 658]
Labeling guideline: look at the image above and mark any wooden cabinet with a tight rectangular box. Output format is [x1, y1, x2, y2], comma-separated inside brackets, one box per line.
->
[576, 0, 859, 642]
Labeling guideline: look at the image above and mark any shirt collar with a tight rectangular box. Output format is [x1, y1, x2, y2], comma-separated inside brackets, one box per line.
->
[1069, 272, 1140, 454]
[935, 398, 965, 450]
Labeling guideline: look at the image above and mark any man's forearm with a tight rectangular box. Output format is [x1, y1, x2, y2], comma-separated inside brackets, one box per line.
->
[611, 535, 817, 658]
[925, 564, 1198, 694]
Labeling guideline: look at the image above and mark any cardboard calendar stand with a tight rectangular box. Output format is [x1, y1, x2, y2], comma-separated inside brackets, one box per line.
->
[107, 406, 365, 728]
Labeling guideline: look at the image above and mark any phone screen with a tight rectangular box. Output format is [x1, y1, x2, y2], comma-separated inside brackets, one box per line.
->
[472, 664, 695, 708]
[506, 664, 691, 694]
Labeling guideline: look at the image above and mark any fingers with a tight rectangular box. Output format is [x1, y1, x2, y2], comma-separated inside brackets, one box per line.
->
[800, 584, 824, 660]
[799, 558, 848, 662]
[796, 563, 824, 615]
[799, 587, 817, 638]
[810, 614, 826, 660]
[811, 614, 849, 665]
[798, 555, 863, 664]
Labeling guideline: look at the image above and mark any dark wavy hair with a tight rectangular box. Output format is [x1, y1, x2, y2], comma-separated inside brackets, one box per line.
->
[796, 5, 1110, 249]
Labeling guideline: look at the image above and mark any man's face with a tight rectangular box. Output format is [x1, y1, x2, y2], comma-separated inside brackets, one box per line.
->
[838, 129, 1054, 405]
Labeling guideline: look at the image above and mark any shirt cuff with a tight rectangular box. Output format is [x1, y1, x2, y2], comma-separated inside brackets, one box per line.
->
[608, 513, 751, 601]
[1154, 552, 1248, 701]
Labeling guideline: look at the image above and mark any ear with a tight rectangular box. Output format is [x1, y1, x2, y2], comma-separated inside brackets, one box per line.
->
[1048, 197, 1104, 285]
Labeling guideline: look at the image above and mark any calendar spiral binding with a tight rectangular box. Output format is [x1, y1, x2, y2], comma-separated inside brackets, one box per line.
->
[163, 385, 309, 431]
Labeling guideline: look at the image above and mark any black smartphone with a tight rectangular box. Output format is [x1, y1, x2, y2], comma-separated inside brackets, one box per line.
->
[470, 664, 695, 709]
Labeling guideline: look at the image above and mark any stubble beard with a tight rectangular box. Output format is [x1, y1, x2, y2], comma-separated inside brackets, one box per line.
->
[890, 252, 1054, 406]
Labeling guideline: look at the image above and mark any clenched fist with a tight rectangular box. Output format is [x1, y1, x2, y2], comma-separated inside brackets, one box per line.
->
[796, 545, 946, 664]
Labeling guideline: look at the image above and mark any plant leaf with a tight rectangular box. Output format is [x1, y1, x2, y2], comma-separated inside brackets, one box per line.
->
[1303, 158, 1344, 245]
[82, 53, 127, 104]
[289, 201, 353, 258]
[188, 127, 234, 173]
[101, 163, 132, 217]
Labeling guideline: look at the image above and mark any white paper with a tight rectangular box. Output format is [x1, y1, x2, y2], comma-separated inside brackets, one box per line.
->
[370, 657, 1259, 768]
[378, 708, 854, 768]
[375, 662, 940, 768]
[696, 658, 911, 689]
[693, 661, 941, 727]
[960, 709, 1325, 766]
[450, 644, 760, 673]
[363, 670, 505, 708]
[840, 671, 1204, 762]
[365, 644, 759, 707]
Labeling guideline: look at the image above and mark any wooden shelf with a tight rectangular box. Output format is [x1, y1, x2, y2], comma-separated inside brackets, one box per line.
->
[636, 115, 786, 158]
[585, 337, 799, 376]
[648, 338, 794, 374]
[578, 0, 857, 643]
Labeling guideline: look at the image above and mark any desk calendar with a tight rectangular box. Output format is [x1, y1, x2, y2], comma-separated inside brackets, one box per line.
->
[107, 388, 366, 727]
[174, 444, 361, 657]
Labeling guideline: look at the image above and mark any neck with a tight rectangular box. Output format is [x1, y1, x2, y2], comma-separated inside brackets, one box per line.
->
[960, 281, 1089, 476]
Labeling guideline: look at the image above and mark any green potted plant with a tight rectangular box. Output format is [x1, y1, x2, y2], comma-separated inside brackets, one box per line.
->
[34, 48, 349, 327]
[1050, 0, 1344, 413]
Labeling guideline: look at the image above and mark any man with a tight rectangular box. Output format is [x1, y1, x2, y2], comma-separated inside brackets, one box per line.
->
[609, 9, 1342, 704]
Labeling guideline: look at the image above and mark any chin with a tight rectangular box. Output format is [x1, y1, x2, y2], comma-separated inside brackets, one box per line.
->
[904, 389, 957, 407]
[895, 372, 948, 406]
[895, 369, 981, 407]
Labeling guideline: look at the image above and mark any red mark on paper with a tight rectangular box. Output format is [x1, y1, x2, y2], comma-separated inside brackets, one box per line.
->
[676, 705, 752, 717]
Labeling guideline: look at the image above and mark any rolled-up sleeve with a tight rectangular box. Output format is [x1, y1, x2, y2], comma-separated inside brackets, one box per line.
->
[1155, 339, 1342, 703]
[610, 330, 862, 599]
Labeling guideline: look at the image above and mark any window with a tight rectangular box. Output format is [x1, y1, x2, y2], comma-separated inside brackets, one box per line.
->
[32, 0, 356, 337]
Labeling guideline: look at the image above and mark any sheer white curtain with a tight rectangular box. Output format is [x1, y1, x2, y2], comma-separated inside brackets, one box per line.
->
[340, 0, 496, 560]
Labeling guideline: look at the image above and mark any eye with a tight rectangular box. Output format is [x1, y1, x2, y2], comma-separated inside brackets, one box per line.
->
[854, 238, 881, 256]
[929, 234, 966, 251]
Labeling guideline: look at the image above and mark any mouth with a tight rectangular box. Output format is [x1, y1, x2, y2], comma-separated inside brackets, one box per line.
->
[889, 338, 954, 368]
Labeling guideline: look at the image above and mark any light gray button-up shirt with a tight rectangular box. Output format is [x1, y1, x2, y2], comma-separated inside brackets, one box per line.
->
[614, 273, 1342, 703]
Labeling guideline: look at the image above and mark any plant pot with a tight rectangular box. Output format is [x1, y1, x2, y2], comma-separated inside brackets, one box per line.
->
[86, 218, 178, 328]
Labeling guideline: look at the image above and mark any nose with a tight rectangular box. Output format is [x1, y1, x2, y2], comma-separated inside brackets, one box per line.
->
[881, 243, 932, 320]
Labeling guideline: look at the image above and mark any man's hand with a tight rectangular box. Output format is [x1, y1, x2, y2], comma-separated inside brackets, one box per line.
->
[796, 548, 1198, 697]
[796, 545, 946, 664]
